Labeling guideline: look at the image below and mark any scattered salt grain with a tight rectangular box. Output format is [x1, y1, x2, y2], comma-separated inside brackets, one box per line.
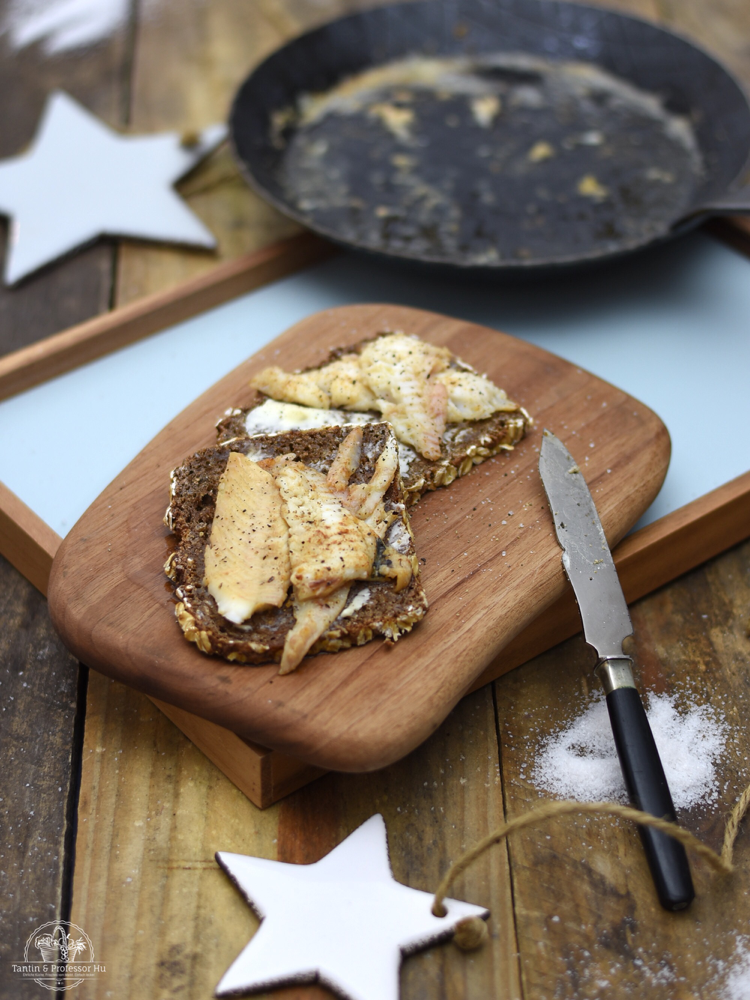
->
[718, 937, 750, 1000]
[531, 691, 728, 809]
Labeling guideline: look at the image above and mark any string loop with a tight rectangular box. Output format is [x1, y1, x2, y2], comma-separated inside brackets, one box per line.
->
[433, 791, 750, 922]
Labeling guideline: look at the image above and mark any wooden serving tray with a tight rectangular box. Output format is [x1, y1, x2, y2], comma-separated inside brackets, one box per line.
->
[47, 303, 669, 772]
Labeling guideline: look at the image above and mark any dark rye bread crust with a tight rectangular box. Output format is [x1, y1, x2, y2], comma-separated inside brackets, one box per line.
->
[164, 423, 428, 666]
[215, 335, 530, 504]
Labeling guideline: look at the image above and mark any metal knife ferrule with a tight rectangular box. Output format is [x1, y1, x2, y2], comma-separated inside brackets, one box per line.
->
[595, 656, 636, 694]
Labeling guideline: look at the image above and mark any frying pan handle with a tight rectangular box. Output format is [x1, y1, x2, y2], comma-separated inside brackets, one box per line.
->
[676, 185, 750, 226]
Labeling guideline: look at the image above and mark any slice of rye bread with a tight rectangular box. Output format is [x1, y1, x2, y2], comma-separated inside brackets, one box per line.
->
[164, 423, 428, 666]
[215, 335, 531, 505]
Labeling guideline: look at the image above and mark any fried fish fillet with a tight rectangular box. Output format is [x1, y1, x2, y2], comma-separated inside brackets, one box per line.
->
[165, 423, 427, 670]
[217, 332, 531, 504]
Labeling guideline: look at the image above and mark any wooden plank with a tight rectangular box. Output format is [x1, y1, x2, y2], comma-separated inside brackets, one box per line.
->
[646, 0, 750, 261]
[47, 303, 671, 771]
[0, 3, 132, 990]
[0, 480, 61, 597]
[70, 676, 520, 1000]
[0, 554, 82, 998]
[586, 0, 658, 16]
[151, 698, 327, 810]
[273, 688, 521, 1000]
[68, 670, 276, 999]
[494, 535, 750, 997]
[650, 0, 750, 93]
[0, 231, 336, 403]
[0, 486, 310, 811]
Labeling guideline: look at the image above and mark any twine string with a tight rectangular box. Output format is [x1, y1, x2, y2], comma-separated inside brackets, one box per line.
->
[722, 781, 750, 869]
[432, 787, 750, 920]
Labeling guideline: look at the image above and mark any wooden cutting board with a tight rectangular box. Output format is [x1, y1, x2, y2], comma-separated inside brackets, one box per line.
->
[48, 304, 669, 772]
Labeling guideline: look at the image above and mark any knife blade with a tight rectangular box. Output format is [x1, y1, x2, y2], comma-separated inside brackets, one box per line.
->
[539, 429, 694, 911]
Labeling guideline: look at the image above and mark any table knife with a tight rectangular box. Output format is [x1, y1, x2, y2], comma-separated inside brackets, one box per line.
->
[538, 429, 694, 911]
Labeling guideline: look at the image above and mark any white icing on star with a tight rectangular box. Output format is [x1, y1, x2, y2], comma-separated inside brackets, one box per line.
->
[3, 0, 129, 54]
[216, 813, 488, 1000]
[0, 90, 226, 284]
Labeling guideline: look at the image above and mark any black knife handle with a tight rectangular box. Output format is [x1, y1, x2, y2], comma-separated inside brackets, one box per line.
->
[606, 686, 695, 911]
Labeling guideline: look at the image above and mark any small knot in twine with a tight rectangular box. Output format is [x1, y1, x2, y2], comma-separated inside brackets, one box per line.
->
[453, 916, 489, 951]
[180, 129, 201, 149]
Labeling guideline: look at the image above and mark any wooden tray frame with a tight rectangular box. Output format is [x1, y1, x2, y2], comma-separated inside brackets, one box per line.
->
[2, 225, 750, 809]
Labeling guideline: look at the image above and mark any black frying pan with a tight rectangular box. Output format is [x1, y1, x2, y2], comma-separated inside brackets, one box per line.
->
[230, 0, 750, 271]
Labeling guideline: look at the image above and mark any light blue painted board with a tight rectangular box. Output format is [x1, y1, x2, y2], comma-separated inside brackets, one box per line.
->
[0, 230, 748, 539]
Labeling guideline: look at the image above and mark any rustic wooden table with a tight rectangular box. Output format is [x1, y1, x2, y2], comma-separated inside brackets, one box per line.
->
[2, 0, 750, 997]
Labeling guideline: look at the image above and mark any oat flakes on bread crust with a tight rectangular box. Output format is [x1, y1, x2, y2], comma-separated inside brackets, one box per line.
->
[165, 423, 428, 667]
[215, 332, 530, 504]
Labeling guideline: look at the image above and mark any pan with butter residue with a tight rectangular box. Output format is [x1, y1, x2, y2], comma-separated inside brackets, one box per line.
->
[230, 0, 750, 271]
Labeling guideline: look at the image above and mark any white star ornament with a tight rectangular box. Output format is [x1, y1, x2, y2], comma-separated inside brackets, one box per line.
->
[216, 813, 488, 1000]
[0, 90, 226, 285]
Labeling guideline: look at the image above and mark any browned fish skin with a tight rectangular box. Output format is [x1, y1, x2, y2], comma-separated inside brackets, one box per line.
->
[204, 452, 290, 623]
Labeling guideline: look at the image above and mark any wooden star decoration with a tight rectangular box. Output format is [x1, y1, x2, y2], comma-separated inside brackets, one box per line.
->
[0, 90, 226, 285]
[216, 813, 488, 1000]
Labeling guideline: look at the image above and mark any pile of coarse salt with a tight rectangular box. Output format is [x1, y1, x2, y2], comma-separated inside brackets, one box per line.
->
[531, 690, 727, 810]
